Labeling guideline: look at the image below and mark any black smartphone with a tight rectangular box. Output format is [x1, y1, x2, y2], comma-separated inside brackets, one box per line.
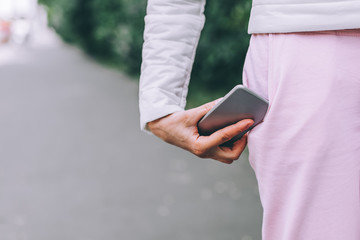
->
[197, 85, 269, 142]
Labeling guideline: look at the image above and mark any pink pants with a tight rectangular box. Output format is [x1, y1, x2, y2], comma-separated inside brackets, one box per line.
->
[243, 29, 360, 240]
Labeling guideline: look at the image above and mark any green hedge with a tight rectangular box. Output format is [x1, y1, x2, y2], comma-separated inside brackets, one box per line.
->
[39, 0, 251, 106]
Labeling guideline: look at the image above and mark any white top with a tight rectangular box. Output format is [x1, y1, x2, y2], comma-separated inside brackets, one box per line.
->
[139, 0, 360, 131]
[139, 0, 206, 131]
[249, 0, 360, 33]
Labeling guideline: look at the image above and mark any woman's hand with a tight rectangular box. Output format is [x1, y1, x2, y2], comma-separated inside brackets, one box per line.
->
[147, 100, 254, 164]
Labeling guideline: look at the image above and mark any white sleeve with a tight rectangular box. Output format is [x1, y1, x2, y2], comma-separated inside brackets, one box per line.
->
[139, 0, 206, 131]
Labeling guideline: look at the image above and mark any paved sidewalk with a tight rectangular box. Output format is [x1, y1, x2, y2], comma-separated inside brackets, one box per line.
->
[0, 31, 262, 240]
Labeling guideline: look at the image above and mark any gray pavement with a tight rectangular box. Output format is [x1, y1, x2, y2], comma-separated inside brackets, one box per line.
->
[0, 31, 262, 240]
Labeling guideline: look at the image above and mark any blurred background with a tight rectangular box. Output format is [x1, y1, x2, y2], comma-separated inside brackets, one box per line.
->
[0, 0, 262, 239]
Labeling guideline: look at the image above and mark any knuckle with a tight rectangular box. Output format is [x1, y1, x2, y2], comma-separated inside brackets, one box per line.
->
[231, 152, 241, 160]
[192, 143, 207, 157]
[193, 148, 206, 157]
[222, 150, 242, 162]
[200, 103, 214, 115]
[203, 104, 212, 112]
[182, 111, 193, 125]
[220, 132, 232, 142]
[231, 147, 244, 160]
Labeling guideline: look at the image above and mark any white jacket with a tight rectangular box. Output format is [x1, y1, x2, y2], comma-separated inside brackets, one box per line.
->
[139, 0, 360, 130]
[139, 0, 206, 131]
[249, 0, 360, 33]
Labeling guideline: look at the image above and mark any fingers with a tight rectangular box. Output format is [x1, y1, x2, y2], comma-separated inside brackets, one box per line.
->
[230, 134, 249, 157]
[191, 119, 252, 163]
[212, 135, 248, 162]
[203, 119, 254, 148]
[187, 98, 222, 123]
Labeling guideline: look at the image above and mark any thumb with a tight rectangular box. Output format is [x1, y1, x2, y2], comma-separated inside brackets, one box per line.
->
[187, 98, 223, 123]
[204, 119, 254, 147]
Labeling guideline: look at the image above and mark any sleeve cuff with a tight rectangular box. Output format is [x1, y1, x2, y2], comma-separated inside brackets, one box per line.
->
[140, 104, 184, 134]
